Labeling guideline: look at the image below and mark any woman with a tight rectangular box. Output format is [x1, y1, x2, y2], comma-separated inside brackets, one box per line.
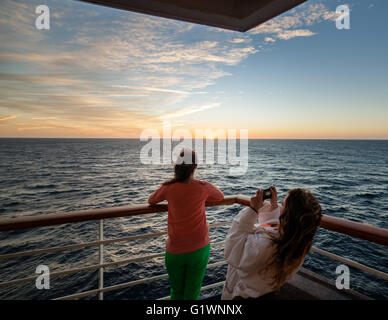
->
[221, 186, 322, 300]
[148, 148, 224, 300]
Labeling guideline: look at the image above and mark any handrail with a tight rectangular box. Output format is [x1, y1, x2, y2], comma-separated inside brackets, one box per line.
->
[0, 194, 387, 246]
[0, 223, 230, 260]
[0, 196, 236, 231]
[234, 195, 388, 247]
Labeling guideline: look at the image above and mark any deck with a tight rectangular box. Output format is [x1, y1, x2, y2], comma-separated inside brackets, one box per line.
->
[259, 267, 369, 300]
[205, 267, 370, 300]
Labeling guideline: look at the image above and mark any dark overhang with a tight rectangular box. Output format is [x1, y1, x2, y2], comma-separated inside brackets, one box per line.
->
[79, 0, 307, 32]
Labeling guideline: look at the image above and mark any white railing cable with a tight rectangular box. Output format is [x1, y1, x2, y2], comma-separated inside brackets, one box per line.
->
[0, 252, 163, 288]
[310, 246, 388, 281]
[0, 232, 169, 260]
[0, 241, 226, 288]
[158, 281, 226, 300]
[54, 260, 228, 300]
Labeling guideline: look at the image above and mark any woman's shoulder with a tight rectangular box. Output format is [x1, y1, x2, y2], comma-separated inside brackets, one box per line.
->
[157, 183, 174, 193]
[195, 180, 216, 187]
[195, 180, 218, 191]
[252, 227, 279, 243]
[242, 228, 278, 258]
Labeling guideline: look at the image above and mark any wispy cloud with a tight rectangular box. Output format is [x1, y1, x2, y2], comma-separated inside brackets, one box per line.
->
[250, 3, 338, 40]
[17, 126, 56, 131]
[111, 85, 192, 95]
[159, 103, 221, 119]
[31, 116, 57, 120]
[264, 37, 276, 43]
[277, 29, 316, 40]
[0, 114, 20, 121]
[229, 38, 250, 44]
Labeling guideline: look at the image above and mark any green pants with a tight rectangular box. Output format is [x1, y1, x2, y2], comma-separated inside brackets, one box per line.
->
[165, 243, 210, 300]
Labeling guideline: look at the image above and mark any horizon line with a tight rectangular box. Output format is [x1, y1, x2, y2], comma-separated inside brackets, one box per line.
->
[0, 137, 387, 141]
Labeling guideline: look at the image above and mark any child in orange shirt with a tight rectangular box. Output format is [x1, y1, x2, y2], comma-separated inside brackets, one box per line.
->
[148, 148, 224, 299]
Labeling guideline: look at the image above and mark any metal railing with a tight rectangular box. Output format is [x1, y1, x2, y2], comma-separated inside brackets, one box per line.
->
[0, 194, 387, 300]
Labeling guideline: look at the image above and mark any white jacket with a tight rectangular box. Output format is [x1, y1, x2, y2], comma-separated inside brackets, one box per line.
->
[221, 204, 286, 300]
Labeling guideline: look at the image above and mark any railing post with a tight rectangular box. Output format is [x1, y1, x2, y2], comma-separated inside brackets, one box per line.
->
[98, 219, 104, 300]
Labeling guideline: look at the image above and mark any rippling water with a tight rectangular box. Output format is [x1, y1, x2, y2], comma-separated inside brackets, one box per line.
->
[0, 138, 387, 299]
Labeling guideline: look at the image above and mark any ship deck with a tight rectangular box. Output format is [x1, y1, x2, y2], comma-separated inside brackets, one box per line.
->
[205, 267, 370, 300]
[255, 267, 369, 300]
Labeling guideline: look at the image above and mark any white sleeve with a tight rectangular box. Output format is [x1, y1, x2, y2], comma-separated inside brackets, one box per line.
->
[224, 207, 264, 272]
[258, 203, 281, 225]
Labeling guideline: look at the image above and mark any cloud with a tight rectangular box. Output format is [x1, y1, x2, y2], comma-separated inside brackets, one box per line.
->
[17, 126, 56, 131]
[159, 103, 221, 119]
[229, 38, 250, 44]
[264, 37, 276, 43]
[0, 1, 44, 43]
[31, 116, 57, 120]
[111, 85, 191, 95]
[250, 3, 338, 40]
[0, 114, 20, 121]
[277, 29, 316, 40]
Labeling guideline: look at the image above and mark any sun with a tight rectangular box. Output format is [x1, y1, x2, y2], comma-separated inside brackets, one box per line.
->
[206, 134, 214, 140]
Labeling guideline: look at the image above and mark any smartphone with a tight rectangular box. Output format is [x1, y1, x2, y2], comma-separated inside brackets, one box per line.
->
[260, 188, 272, 200]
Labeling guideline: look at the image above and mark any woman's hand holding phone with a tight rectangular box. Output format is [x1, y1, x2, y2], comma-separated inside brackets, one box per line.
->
[269, 186, 278, 210]
[250, 189, 264, 213]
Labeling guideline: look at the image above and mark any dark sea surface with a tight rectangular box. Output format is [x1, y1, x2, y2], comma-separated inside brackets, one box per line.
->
[0, 138, 387, 300]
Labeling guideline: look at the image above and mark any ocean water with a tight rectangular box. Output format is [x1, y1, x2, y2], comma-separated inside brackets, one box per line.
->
[0, 138, 387, 300]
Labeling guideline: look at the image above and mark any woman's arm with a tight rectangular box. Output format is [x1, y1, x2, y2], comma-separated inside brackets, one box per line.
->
[148, 185, 166, 205]
[224, 191, 271, 272]
[224, 206, 260, 269]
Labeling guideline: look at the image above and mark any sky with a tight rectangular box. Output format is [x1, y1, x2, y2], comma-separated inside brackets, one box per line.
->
[0, 0, 387, 139]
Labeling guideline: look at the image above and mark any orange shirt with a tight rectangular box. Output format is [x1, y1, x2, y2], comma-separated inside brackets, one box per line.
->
[148, 180, 224, 254]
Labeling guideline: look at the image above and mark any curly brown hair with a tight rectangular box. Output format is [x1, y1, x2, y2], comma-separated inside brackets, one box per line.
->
[262, 188, 322, 290]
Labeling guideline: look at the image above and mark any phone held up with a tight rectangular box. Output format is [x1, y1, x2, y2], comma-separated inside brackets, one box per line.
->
[258, 188, 272, 200]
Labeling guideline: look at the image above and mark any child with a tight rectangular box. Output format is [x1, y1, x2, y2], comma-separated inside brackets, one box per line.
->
[148, 148, 224, 300]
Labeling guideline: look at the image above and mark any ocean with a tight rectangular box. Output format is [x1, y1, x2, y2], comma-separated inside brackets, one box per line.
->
[0, 138, 387, 299]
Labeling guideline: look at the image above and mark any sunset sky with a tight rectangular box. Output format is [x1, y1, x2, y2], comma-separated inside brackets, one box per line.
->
[0, 0, 387, 139]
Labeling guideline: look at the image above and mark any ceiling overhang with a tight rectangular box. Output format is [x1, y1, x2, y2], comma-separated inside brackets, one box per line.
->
[79, 0, 307, 32]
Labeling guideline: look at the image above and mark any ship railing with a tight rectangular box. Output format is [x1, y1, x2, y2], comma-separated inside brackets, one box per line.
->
[0, 195, 387, 300]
